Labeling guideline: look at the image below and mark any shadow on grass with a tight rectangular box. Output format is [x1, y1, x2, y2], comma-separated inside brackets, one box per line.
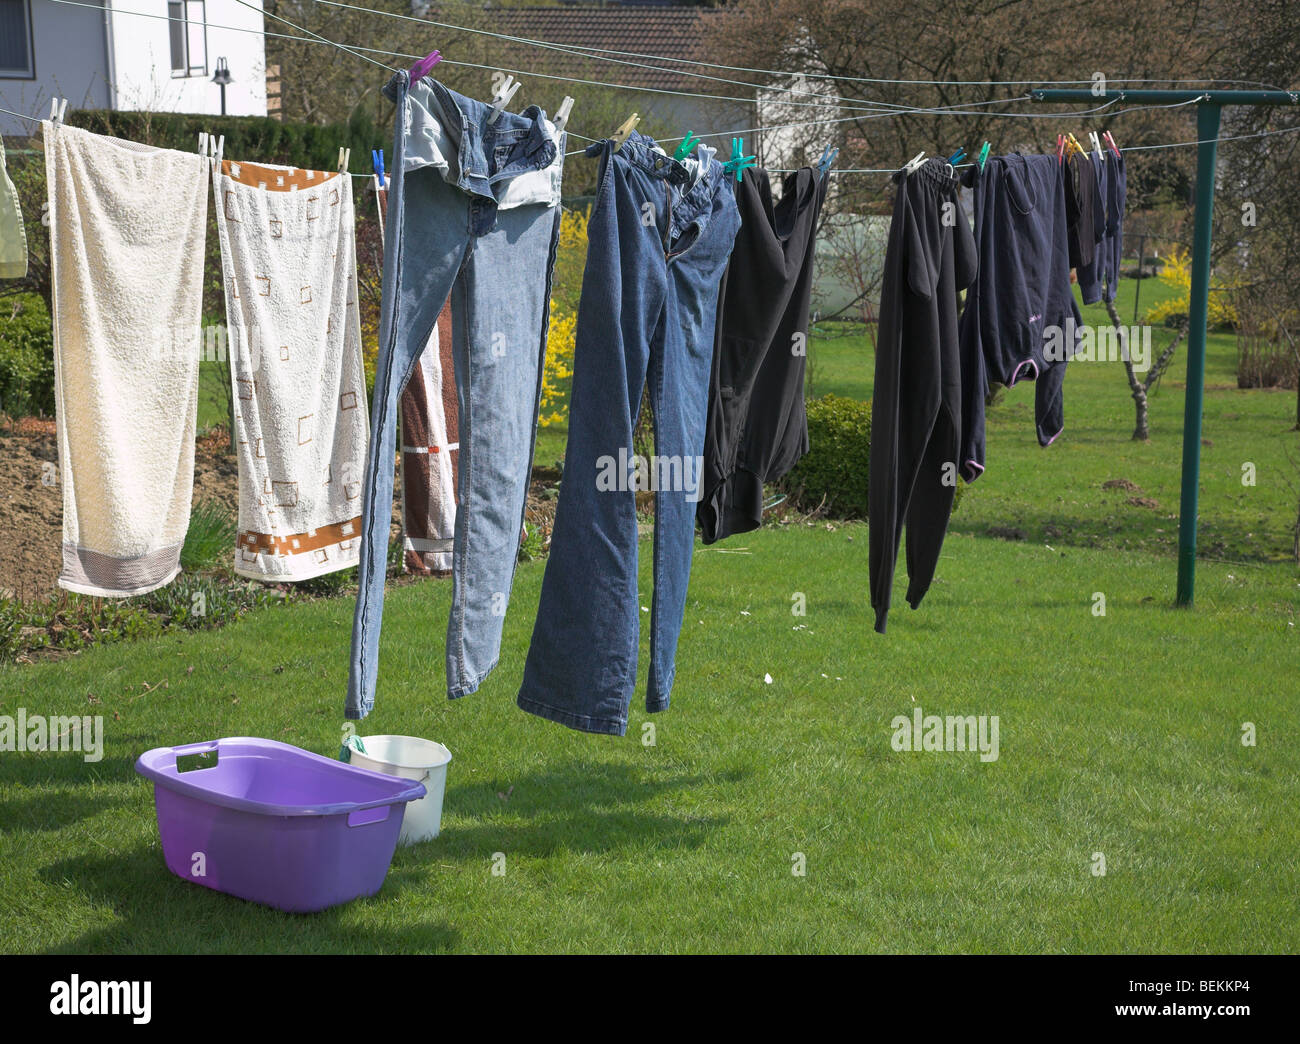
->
[37, 848, 460, 955]
[0, 789, 128, 834]
[417, 761, 739, 860]
[31, 761, 736, 952]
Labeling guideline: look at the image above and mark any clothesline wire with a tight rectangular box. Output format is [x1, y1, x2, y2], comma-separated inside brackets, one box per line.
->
[310, 0, 1294, 94]
[307, 0, 1190, 114]
[32, 0, 1043, 117]
[230, 0, 392, 72]
[25, 0, 1206, 143]
[13, 2, 1299, 175]
[32, 0, 1258, 122]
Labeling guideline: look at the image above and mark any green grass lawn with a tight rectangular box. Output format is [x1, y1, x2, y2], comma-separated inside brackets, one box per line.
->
[2, 278, 1297, 954]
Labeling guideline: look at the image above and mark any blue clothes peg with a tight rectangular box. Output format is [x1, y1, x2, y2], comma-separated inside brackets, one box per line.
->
[947, 148, 966, 165]
[817, 145, 839, 178]
[372, 149, 386, 187]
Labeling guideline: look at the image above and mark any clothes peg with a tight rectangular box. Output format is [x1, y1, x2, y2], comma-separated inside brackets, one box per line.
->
[49, 97, 68, 125]
[1104, 130, 1121, 157]
[212, 135, 224, 169]
[554, 96, 574, 134]
[338, 147, 351, 174]
[371, 149, 386, 188]
[723, 137, 757, 183]
[488, 76, 521, 124]
[947, 148, 966, 165]
[611, 113, 640, 152]
[1067, 132, 1086, 159]
[673, 132, 701, 161]
[900, 151, 926, 176]
[409, 51, 441, 85]
[1089, 131, 1103, 159]
[817, 145, 839, 178]
[1056, 134, 1066, 164]
[978, 141, 991, 170]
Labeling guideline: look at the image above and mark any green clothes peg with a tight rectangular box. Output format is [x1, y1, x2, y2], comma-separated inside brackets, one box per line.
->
[724, 137, 757, 183]
[673, 132, 700, 161]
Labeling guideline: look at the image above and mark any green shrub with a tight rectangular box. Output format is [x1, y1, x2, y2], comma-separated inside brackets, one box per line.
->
[180, 500, 238, 572]
[0, 294, 55, 417]
[785, 394, 872, 518]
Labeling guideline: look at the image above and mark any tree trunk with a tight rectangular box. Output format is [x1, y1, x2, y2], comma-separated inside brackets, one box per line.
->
[1107, 299, 1150, 441]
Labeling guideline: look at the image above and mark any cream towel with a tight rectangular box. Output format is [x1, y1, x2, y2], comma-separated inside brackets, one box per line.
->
[214, 159, 369, 581]
[0, 135, 27, 279]
[45, 123, 208, 596]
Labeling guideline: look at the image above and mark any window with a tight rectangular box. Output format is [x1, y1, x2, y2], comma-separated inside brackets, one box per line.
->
[0, 0, 35, 79]
[168, 0, 207, 77]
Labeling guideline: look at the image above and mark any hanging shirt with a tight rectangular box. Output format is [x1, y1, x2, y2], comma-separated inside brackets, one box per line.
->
[698, 165, 828, 543]
[0, 135, 27, 279]
[959, 153, 1081, 460]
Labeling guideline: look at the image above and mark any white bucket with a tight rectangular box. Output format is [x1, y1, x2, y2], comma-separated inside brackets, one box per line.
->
[349, 735, 452, 844]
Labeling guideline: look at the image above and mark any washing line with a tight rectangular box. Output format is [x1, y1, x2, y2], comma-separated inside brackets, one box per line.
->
[27, 0, 1193, 154]
[33, 0, 1228, 123]
[15, 1, 1299, 171]
[310, 0, 1294, 94]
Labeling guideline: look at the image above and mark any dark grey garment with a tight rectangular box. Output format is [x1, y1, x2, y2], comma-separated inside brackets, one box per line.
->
[698, 166, 828, 544]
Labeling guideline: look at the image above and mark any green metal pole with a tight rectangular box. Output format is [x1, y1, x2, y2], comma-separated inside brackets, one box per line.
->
[1030, 87, 1298, 606]
[1175, 102, 1222, 607]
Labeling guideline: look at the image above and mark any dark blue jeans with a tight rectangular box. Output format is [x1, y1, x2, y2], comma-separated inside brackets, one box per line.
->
[517, 132, 741, 735]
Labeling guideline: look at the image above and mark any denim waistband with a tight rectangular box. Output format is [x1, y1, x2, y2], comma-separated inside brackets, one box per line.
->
[588, 130, 731, 244]
[386, 70, 557, 204]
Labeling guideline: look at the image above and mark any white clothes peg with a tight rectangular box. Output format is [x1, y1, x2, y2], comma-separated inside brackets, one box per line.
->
[555, 96, 575, 134]
[488, 76, 522, 124]
[902, 151, 926, 175]
[49, 98, 68, 126]
[338, 147, 351, 173]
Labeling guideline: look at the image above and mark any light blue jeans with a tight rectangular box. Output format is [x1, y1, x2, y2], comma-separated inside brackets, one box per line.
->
[347, 72, 562, 719]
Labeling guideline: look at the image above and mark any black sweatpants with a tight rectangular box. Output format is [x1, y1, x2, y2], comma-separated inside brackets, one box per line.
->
[869, 159, 977, 634]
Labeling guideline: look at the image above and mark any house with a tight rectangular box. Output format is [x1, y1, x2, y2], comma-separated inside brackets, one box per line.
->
[0, 0, 268, 136]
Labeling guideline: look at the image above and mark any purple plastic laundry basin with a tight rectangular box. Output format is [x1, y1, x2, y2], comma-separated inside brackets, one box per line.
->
[135, 737, 427, 913]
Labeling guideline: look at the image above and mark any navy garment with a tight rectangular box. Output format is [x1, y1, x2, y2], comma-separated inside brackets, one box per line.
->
[958, 153, 1081, 462]
[698, 166, 828, 544]
[869, 159, 977, 634]
[518, 132, 740, 735]
[1100, 151, 1127, 303]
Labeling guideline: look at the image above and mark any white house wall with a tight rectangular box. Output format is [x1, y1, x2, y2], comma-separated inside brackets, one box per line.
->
[0, 0, 112, 136]
[106, 0, 266, 117]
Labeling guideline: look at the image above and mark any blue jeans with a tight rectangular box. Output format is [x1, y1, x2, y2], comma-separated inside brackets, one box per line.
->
[347, 72, 562, 719]
[517, 132, 741, 735]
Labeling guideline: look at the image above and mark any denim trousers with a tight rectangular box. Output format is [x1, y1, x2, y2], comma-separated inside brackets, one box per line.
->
[347, 72, 562, 719]
[517, 132, 741, 735]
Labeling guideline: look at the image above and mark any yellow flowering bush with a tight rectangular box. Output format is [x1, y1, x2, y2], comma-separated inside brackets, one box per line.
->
[539, 302, 576, 428]
[1143, 247, 1238, 328]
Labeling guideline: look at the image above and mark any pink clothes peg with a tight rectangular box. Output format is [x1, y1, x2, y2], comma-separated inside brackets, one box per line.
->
[410, 51, 441, 85]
